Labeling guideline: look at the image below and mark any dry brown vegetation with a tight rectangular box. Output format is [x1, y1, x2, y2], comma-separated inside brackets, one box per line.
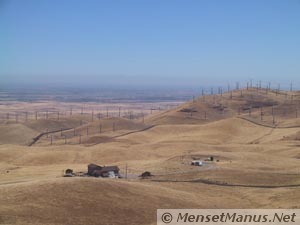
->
[0, 88, 300, 225]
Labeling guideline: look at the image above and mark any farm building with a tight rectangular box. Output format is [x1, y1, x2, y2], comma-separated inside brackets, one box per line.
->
[88, 163, 102, 175]
[88, 163, 120, 178]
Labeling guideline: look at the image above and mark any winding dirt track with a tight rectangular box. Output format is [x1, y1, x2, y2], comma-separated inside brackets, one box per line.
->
[152, 179, 300, 189]
[86, 125, 156, 146]
[238, 116, 300, 129]
[28, 127, 73, 146]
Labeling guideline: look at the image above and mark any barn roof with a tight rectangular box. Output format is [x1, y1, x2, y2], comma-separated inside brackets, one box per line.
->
[88, 163, 102, 169]
[98, 166, 119, 172]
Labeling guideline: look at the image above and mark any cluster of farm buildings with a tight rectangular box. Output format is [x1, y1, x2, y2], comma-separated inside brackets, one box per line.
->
[65, 163, 120, 178]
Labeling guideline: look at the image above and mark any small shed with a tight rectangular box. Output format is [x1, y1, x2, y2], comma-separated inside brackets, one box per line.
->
[64, 168, 74, 177]
[139, 171, 153, 179]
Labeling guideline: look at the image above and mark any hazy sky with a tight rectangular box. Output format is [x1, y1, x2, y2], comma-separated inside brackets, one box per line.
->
[1, 0, 300, 88]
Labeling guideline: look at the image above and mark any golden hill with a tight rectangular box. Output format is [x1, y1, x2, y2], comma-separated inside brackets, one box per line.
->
[24, 118, 82, 132]
[145, 88, 300, 126]
[0, 88, 300, 225]
[0, 124, 38, 145]
[1, 177, 300, 225]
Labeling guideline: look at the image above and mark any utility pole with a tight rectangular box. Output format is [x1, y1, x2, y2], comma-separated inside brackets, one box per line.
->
[260, 107, 263, 121]
[106, 107, 109, 118]
[119, 107, 121, 117]
[272, 105, 275, 126]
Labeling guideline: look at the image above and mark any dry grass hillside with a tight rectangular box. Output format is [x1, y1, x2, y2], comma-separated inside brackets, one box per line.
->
[24, 118, 83, 132]
[34, 117, 150, 146]
[145, 88, 300, 126]
[1, 178, 300, 225]
[0, 124, 38, 145]
[0, 88, 300, 225]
